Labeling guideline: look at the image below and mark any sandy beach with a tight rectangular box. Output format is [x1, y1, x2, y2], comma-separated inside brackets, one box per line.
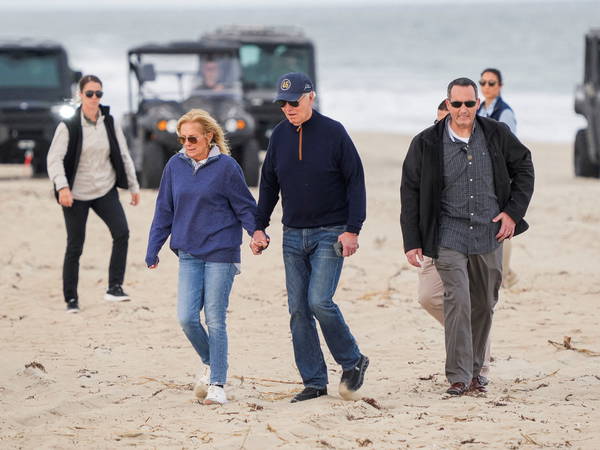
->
[1, 132, 599, 449]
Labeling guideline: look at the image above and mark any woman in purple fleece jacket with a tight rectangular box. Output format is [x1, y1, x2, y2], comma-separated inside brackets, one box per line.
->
[146, 109, 257, 405]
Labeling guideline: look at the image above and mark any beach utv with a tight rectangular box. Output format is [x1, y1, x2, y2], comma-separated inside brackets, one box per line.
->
[124, 26, 317, 188]
[0, 40, 80, 176]
[574, 28, 600, 178]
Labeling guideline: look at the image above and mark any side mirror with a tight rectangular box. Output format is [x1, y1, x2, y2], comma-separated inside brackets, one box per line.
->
[140, 64, 156, 83]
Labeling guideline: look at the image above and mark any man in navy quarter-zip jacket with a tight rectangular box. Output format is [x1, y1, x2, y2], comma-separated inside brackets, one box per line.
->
[252, 72, 369, 403]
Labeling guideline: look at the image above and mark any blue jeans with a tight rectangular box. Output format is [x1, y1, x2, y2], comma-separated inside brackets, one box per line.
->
[177, 252, 237, 385]
[282, 225, 361, 389]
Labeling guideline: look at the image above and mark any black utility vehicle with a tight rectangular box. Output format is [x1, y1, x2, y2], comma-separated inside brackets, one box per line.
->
[574, 28, 600, 178]
[125, 41, 260, 188]
[0, 40, 80, 176]
[202, 25, 317, 151]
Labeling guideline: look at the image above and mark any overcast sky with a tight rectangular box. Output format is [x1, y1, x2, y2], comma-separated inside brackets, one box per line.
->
[3, 0, 587, 9]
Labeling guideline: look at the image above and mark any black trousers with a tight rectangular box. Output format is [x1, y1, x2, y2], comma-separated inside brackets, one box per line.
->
[61, 187, 129, 302]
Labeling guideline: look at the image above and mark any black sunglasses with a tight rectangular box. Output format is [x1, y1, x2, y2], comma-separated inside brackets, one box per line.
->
[479, 80, 497, 87]
[178, 135, 200, 145]
[276, 94, 307, 108]
[449, 100, 477, 108]
[84, 90, 103, 98]
[276, 99, 301, 108]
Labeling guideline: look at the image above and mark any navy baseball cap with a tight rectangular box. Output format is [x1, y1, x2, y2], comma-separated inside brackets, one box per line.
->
[274, 72, 314, 102]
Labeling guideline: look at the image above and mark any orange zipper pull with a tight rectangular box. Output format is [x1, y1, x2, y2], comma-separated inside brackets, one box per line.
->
[297, 125, 303, 160]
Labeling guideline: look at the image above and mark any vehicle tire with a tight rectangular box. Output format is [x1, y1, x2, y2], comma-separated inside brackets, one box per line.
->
[574, 128, 600, 178]
[237, 139, 260, 187]
[141, 140, 166, 189]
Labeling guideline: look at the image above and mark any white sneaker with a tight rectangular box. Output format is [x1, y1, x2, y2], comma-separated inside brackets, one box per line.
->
[194, 366, 210, 399]
[204, 385, 227, 405]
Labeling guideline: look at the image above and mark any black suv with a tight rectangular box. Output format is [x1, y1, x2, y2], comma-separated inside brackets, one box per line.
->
[574, 28, 600, 178]
[124, 41, 260, 188]
[125, 27, 317, 189]
[201, 25, 317, 151]
[0, 40, 80, 176]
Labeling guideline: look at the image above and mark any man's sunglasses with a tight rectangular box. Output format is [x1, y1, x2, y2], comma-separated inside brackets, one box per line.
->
[276, 94, 307, 108]
[84, 90, 103, 98]
[178, 136, 200, 145]
[276, 99, 302, 108]
[479, 80, 497, 87]
[449, 100, 477, 108]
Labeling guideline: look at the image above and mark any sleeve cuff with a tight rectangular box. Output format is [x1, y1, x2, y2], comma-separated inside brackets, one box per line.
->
[53, 176, 69, 191]
[346, 225, 361, 234]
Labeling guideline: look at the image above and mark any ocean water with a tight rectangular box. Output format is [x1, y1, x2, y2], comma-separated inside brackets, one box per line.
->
[1, 1, 598, 143]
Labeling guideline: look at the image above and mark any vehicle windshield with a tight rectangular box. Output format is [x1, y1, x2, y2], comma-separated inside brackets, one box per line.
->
[0, 51, 61, 88]
[239, 44, 312, 90]
[136, 52, 241, 102]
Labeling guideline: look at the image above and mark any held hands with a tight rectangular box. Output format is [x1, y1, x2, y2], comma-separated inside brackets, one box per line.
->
[405, 248, 424, 268]
[493, 212, 516, 242]
[58, 187, 74, 207]
[338, 232, 359, 257]
[250, 230, 270, 255]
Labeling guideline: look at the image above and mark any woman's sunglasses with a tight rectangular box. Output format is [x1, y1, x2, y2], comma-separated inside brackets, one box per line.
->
[84, 90, 103, 98]
[479, 80, 497, 87]
[178, 135, 199, 145]
[449, 100, 477, 108]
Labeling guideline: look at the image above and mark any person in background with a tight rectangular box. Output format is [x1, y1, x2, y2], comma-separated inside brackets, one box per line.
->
[199, 59, 225, 91]
[416, 99, 492, 384]
[47, 74, 140, 313]
[401, 78, 534, 396]
[477, 68, 518, 288]
[251, 72, 369, 403]
[145, 109, 256, 406]
[435, 100, 449, 124]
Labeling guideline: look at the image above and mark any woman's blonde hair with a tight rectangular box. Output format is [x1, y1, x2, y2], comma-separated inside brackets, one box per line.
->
[176, 109, 230, 155]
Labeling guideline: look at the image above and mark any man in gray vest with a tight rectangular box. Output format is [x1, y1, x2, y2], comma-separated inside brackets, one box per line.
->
[400, 77, 534, 396]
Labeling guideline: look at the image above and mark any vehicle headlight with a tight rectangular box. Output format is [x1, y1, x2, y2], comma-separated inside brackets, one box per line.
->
[224, 118, 246, 133]
[156, 119, 178, 133]
[52, 104, 76, 119]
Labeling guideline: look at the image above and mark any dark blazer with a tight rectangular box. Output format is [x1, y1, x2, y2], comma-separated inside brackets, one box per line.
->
[400, 115, 534, 259]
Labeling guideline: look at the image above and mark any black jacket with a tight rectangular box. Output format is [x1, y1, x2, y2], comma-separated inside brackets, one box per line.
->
[56, 105, 128, 198]
[400, 116, 534, 258]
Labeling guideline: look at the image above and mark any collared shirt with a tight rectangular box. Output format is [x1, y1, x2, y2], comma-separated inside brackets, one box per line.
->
[439, 120, 500, 255]
[47, 111, 139, 200]
[478, 97, 517, 134]
[178, 145, 221, 172]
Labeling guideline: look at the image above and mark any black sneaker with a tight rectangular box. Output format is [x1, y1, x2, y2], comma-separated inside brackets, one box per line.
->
[66, 298, 79, 313]
[339, 354, 369, 399]
[104, 285, 130, 302]
[290, 387, 327, 403]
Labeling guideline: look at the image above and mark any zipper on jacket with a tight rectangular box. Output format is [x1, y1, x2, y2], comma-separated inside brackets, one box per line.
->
[297, 125, 302, 160]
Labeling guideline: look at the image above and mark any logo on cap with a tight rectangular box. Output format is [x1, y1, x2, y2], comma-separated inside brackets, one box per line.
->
[281, 79, 291, 90]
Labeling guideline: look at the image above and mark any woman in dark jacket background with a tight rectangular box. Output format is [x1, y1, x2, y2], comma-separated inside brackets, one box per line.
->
[47, 74, 140, 313]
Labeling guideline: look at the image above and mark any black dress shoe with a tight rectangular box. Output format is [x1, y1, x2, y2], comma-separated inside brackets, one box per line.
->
[291, 387, 327, 403]
[446, 382, 468, 396]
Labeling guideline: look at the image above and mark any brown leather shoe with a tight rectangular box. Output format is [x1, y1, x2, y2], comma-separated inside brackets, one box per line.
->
[469, 376, 488, 393]
[446, 382, 468, 396]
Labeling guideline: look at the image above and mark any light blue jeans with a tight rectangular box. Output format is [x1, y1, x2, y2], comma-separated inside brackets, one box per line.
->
[177, 252, 237, 385]
[282, 225, 362, 389]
